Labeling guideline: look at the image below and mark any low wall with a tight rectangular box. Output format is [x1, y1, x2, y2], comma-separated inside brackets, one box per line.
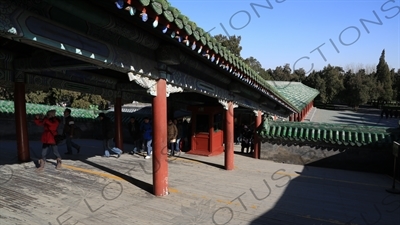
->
[260, 141, 396, 176]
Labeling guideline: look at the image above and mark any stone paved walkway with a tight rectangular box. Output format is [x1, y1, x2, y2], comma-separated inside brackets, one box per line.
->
[309, 107, 399, 127]
[1, 139, 399, 225]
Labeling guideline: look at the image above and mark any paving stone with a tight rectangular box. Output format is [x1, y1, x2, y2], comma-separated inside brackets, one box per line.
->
[1, 139, 399, 225]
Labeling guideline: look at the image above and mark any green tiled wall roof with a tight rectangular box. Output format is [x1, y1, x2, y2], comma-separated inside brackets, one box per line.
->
[258, 120, 399, 147]
[0, 100, 99, 121]
[265, 81, 320, 112]
[0, 101, 144, 123]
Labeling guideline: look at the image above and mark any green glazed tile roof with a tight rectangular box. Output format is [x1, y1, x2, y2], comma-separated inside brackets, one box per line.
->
[265, 81, 320, 112]
[257, 120, 400, 147]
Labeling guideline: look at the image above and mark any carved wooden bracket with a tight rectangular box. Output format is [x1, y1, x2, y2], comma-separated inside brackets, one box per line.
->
[218, 99, 238, 110]
[253, 110, 264, 116]
[128, 72, 157, 96]
[128, 72, 183, 97]
[166, 83, 183, 97]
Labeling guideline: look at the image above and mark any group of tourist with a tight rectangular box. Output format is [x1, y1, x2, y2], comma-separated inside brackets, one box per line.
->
[34, 108, 193, 171]
[127, 117, 190, 159]
[127, 116, 152, 159]
[34, 109, 124, 172]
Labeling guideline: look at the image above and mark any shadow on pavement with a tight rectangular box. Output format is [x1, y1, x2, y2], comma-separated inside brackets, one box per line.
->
[2, 139, 156, 193]
[249, 164, 400, 225]
[234, 150, 255, 158]
[177, 156, 225, 170]
[79, 158, 153, 194]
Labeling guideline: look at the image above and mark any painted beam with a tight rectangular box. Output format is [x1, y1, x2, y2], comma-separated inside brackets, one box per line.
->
[23, 72, 150, 104]
[178, 51, 231, 85]
[0, 49, 14, 70]
[0, 0, 159, 78]
[14, 52, 102, 72]
[0, 68, 14, 83]
[42, 0, 160, 50]
[40, 70, 119, 90]
[163, 68, 291, 118]
[25, 73, 114, 97]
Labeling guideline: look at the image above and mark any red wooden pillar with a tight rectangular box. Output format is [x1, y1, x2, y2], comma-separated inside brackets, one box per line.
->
[253, 110, 262, 159]
[14, 81, 30, 162]
[225, 101, 234, 170]
[152, 79, 168, 196]
[114, 95, 123, 150]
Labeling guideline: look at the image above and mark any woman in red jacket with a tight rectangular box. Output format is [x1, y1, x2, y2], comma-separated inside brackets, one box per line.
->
[34, 109, 62, 171]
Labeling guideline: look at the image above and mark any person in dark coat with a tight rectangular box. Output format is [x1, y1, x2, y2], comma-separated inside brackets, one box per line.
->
[98, 113, 121, 157]
[168, 119, 178, 156]
[63, 108, 81, 155]
[234, 122, 240, 145]
[181, 118, 190, 151]
[34, 109, 62, 171]
[128, 116, 141, 154]
[140, 117, 153, 159]
[173, 119, 183, 153]
[241, 125, 252, 153]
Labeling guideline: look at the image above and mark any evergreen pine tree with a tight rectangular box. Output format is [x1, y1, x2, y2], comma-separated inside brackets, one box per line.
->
[375, 49, 393, 102]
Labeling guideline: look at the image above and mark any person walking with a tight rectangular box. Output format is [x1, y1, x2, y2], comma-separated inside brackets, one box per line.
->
[98, 113, 121, 158]
[63, 108, 81, 155]
[168, 119, 178, 156]
[181, 118, 190, 151]
[140, 117, 153, 159]
[34, 109, 62, 171]
[241, 125, 252, 154]
[128, 116, 141, 155]
[173, 119, 183, 153]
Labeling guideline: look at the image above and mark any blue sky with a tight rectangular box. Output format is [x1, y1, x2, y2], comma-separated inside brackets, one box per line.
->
[168, 0, 399, 73]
